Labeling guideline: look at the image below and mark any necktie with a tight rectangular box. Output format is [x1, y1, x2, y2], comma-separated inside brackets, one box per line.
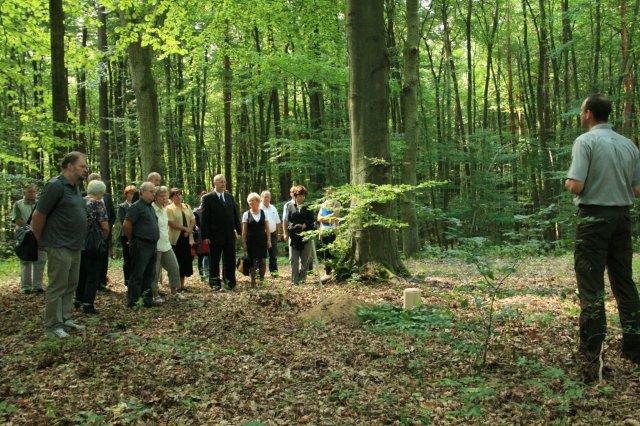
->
[219, 193, 225, 204]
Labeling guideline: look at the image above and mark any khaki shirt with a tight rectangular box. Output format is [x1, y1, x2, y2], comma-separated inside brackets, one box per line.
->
[567, 123, 640, 206]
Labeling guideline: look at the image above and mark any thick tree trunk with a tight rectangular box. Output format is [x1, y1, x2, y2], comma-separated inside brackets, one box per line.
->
[49, 0, 68, 162]
[400, 0, 420, 257]
[127, 36, 163, 177]
[347, 0, 404, 274]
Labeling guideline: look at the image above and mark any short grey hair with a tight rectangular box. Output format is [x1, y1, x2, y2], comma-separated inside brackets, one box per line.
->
[247, 192, 260, 203]
[260, 190, 271, 198]
[147, 172, 161, 182]
[140, 182, 156, 193]
[87, 179, 106, 196]
[213, 174, 226, 183]
[87, 173, 101, 182]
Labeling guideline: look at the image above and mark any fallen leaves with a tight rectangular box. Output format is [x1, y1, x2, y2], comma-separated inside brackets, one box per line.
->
[0, 255, 639, 424]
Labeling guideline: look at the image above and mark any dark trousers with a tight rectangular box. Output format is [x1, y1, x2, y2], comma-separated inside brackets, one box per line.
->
[98, 235, 110, 285]
[267, 231, 278, 272]
[209, 238, 236, 288]
[76, 250, 104, 305]
[128, 239, 156, 307]
[575, 205, 640, 360]
[319, 231, 336, 274]
[120, 236, 131, 286]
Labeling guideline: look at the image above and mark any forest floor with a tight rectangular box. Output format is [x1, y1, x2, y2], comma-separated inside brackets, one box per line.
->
[1, 252, 640, 425]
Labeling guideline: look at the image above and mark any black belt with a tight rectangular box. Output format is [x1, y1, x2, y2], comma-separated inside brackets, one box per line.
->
[578, 204, 630, 211]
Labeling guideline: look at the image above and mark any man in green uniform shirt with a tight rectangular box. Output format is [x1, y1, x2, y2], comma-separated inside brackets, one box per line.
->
[565, 94, 640, 381]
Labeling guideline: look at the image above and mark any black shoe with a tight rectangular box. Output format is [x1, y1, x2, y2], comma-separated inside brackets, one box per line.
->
[34, 288, 44, 294]
[74, 300, 82, 310]
[622, 352, 640, 365]
[209, 278, 222, 291]
[144, 301, 160, 308]
[22, 289, 33, 295]
[82, 304, 98, 315]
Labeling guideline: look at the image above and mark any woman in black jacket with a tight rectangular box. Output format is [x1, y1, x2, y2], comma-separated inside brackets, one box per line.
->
[284, 185, 315, 284]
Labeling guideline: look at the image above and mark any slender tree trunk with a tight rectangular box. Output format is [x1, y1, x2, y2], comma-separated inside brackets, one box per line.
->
[591, 0, 602, 92]
[222, 53, 233, 190]
[77, 27, 88, 152]
[347, 0, 404, 274]
[96, 3, 111, 193]
[466, 0, 474, 135]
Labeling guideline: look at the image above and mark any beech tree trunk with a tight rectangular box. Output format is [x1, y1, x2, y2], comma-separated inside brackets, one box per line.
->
[127, 35, 163, 176]
[49, 0, 68, 162]
[399, 0, 420, 257]
[96, 3, 111, 193]
[347, 0, 404, 274]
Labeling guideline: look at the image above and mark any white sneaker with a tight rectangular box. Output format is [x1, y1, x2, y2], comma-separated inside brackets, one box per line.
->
[47, 327, 70, 338]
[64, 319, 86, 331]
[154, 296, 165, 304]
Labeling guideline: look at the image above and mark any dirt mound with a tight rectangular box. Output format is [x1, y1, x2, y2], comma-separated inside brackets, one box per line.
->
[299, 294, 367, 326]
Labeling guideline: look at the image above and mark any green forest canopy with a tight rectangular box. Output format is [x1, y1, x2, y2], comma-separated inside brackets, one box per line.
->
[1, 0, 638, 253]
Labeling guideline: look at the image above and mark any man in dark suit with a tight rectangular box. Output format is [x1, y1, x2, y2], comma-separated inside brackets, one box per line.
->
[201, 174, 241, 291]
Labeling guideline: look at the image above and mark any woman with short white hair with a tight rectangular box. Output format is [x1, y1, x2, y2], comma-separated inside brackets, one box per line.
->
[75, 179, 109, 314]
[242, 192, 271, 286]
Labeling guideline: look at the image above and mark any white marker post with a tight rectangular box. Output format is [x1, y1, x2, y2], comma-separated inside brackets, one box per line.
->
[403, 288, 421, 310]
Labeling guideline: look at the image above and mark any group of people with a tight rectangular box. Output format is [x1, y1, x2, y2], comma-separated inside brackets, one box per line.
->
[12, 154, 340, 338]
[8, 93, 640, 382]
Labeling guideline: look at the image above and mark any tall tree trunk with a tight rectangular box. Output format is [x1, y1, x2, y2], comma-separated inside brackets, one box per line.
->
[49, 0, 68, 162]
[442, 1, 469, 193]
[127, 34, 163, 176]
[536, 0, 553, 206]
[223, 52, 233, 192]
[164, 57, 177, 184]
[621, 0, 639, 139]
[279, 74, 292, 200]
[96, 3, 111, 193]
[400, 0, 420, 257]
[175, 55, 185, 187]
[347, 0, 404, 274]
[591, 0, 602, 92]
[466, 0, 474, 135]
[77, 27, 88, 152]
[506, 5, 519, 202]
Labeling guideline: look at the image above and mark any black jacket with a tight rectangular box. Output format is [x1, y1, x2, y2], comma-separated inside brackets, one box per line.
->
[201, 191, 241, 244]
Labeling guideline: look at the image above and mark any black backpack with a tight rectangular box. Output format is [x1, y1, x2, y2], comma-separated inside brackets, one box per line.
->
[15, 218, 38, 261]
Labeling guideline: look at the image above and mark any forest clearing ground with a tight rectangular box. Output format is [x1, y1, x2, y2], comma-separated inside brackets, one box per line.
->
[1, 254, 640, 424]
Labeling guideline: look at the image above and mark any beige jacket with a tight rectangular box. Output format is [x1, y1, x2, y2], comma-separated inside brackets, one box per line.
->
[166, 203, 196, 245]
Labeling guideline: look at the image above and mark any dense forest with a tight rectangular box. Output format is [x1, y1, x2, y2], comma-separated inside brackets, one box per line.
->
[1, 0, 638, 255]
